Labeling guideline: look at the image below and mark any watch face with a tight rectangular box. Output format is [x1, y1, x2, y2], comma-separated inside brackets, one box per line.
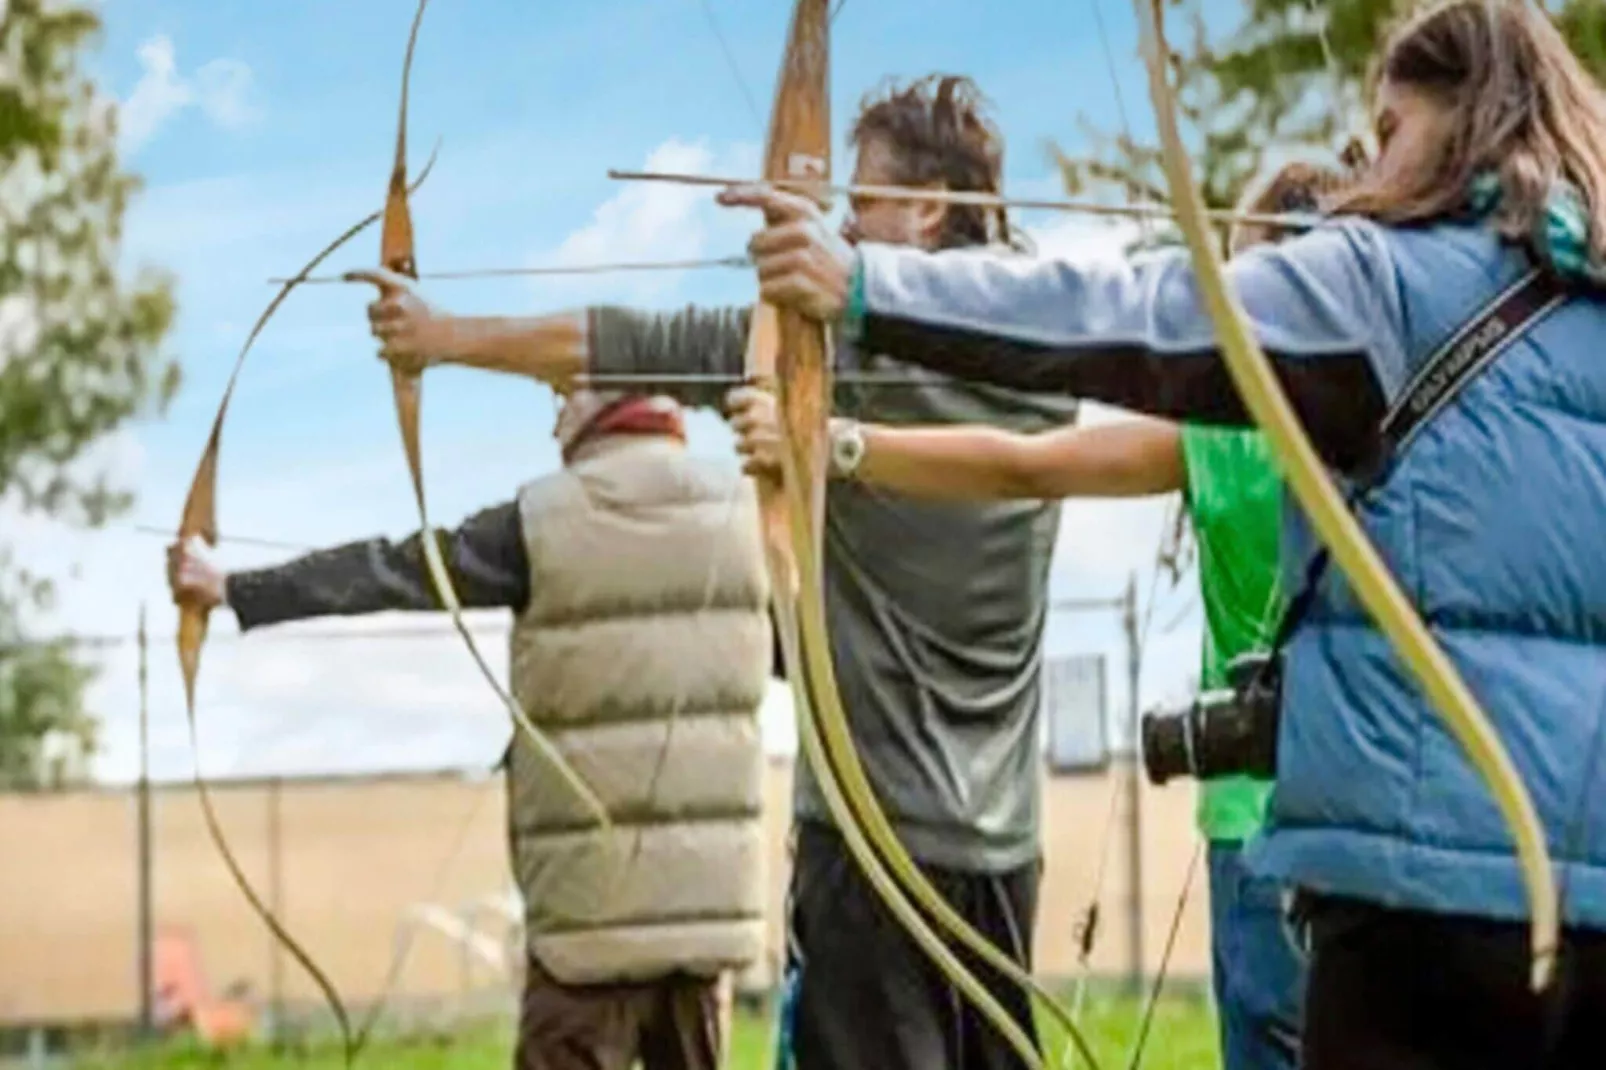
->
[834, 424, 864, 475]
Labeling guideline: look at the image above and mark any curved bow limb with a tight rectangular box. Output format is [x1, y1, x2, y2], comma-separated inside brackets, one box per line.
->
[176, 144, 439, 715]
[367, 0, 610, 833]
[1131, 0, 1557, 992]
[751, 338, 1045, 1070]
[173, 139, 443, 1066]
[765, 375, 1100, 1068]
[751, 3, 1102, 1067]
[747, 3, 1028, 1056]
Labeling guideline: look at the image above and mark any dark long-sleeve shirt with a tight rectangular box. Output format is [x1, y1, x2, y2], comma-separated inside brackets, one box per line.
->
[223, 499, 787, 677]
[224, 503, 531, 628]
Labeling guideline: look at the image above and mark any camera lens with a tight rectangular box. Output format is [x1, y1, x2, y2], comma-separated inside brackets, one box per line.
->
[1138, 679, 1280, 786]
[1139, 708, 1192, 785]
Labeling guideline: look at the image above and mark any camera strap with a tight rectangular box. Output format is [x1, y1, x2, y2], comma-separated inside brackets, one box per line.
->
[1267, 266, 1571, 655]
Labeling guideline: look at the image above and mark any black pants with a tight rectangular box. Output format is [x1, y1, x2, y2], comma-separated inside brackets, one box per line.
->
[785, 821, 1041, 1070]
[1300, 894, 1606, 1069]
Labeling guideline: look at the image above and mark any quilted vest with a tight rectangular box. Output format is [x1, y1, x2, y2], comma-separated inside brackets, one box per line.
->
[506, 435, 771, 984]
[1249, 223, 1606, 930]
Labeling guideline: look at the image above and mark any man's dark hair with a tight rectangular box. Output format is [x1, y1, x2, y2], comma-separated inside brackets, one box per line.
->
[850, 74, 1012, 249]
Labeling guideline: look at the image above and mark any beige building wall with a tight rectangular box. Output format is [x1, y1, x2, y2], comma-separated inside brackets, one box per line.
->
[0, 762, 1209, 1025]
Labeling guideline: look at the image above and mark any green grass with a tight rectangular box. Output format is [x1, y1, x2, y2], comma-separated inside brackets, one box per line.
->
[1038, 994, 1222, 1070]
[65, 994, 1220, 1070]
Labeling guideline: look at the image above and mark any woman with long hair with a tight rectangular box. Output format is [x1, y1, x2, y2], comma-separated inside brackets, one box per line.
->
[723, 2, 1606, 1065]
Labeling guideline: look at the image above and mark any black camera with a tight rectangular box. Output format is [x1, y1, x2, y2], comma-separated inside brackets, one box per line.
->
[1139, 651, 1282, 786]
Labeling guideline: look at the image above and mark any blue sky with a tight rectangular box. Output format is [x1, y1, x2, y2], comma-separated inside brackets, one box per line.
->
[33, 0, 1218, 784]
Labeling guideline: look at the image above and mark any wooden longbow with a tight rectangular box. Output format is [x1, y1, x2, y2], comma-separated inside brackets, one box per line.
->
[746, 5, 1107, 1069]
[174, 2, 607, 1061]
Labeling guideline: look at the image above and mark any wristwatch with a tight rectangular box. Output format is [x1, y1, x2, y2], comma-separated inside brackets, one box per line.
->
[828, 418, 867, 480]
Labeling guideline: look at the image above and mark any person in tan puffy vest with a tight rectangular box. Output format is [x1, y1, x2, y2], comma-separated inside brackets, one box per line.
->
[167, 390, 773, 1070]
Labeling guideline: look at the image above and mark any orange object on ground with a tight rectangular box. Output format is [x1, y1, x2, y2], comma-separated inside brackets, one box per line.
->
[151, 926, 254, 1045]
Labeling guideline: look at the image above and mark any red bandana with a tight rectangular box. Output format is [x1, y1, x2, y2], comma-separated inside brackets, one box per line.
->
[562, 396, 686, 462]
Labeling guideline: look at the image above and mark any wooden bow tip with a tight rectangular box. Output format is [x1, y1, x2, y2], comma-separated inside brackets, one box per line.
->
[176, 608, 207, 704]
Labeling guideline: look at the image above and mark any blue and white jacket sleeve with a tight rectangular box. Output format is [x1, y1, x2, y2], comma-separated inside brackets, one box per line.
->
[845, 220, 1410, 470]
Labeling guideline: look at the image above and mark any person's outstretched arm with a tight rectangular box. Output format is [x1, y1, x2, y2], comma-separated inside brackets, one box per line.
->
[846, 231, 1398, 470]
[727, 386, 1183, 500]
[723, 186, 1403, 471]
[166, 503, 530, 632]
[354, 268, 752, 411]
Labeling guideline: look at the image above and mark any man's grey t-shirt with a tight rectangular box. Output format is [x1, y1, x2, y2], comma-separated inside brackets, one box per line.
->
[590, 300, 1078, 872]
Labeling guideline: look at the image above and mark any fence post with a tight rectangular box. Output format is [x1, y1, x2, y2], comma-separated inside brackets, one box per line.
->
[268, 777, 284, 1043]
[1122, 573, 1145, 997]
[136, 603, 154, 1039]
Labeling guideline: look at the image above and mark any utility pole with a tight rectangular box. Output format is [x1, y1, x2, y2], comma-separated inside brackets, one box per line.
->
[1121, 573, 1144, 998]
[1049, 570, 1145, 996]
[268, 777, 285, 1044]
[136, 603, 154, 1039]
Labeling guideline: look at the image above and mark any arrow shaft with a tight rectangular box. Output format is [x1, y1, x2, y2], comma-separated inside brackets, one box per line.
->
[575, 370, 951, 388]
[609, 168, 1321, 230]
[270, 255, 751, 286]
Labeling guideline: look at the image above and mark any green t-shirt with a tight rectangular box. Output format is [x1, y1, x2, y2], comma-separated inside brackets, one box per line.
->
[1179, 424, 1285, 843]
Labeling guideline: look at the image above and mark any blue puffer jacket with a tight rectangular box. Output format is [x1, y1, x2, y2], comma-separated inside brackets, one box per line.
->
[842, 214, 1606, 929]
[1257, 224, 1606, 929]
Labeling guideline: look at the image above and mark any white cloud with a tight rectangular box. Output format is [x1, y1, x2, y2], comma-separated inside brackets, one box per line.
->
[119, 35, 258, 155]
[528, 137, 760, 304]
[1024, 211, 1139, 261]
[192, 58, 256, 127]
[118, 37, 190, 151]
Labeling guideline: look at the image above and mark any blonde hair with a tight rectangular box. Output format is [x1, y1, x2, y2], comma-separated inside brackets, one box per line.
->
[1332, 0, 1606, 263]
